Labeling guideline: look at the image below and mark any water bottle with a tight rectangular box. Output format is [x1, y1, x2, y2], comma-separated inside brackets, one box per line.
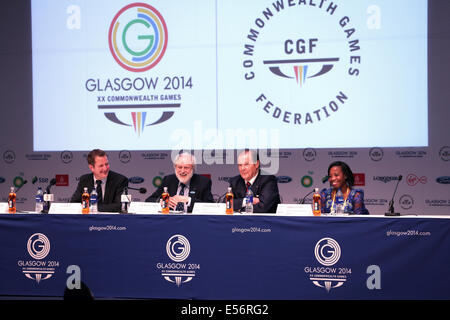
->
[335, 189, 344, 214]
[121, 187, 129, 213]
[35, 187, 44, 213]
[90, 187, 98, 214]
[245, 187, 254, 213]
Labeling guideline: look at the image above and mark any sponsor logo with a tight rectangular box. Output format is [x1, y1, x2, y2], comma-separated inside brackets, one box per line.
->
[129, 176, 145, 184]
[218, 176, 233, 183]
[55, 174, 69, 187]
[119, 150, 132, 164]
[305, 238, 350, 292]
[369, 147, 383, 161]
[152, 176, 163, 188]
[406, 174, 427, 186]
[3, 150, 15, 164]
[31, 176, 49, 185]
[373, 176, 401, 183]
[303, 148, 316, 162]
[301, 174, 313, 188]
[436, 176, 450, 184]
[353, 173, 365, 186]
[60, 150, 73, 164]
[13, 176, 26, 189]
[277, 176, 292, 183]
[156, 235, 199, 287]
[439, 146, 450, 161]
[399, 194, 414, 210]
[19, 233, 60, 283]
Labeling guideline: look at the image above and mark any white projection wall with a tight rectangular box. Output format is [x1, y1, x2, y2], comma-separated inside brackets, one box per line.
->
[32, 0, 428, 151]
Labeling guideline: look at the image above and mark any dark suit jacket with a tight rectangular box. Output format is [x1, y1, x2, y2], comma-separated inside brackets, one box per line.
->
[145, 173, 214, 212]
[228, 172, 280, 213]
[70, 170, 128, 212]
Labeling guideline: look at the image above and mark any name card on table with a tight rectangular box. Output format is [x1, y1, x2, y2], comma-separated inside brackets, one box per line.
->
[49, 203, 82, 214]
[192, 202, 226, 215]
[128, 202, 161, 214]
[0, 203, 9, 213]
[276, 204, 313, 216]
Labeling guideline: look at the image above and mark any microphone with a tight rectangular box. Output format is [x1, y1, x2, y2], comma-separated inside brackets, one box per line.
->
[42, 178, 56, 214]
[15, 180, 28, 193]
[45, 178, 57, 193]
[216, 192, 227, 203]
[127, 186, 147, 194]
[299, 189, 315, 204]
[385, 175, 403, 216]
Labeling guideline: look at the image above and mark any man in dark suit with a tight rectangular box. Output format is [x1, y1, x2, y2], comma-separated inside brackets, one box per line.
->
[228, 150, 280, 213]
[70, 149, 128, 212]
[145, 152, 214, 212]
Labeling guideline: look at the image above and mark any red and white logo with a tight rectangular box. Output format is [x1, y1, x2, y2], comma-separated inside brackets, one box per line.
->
[55, 174, 69, 186]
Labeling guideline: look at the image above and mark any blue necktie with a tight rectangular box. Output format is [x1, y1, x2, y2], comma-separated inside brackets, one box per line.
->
[176, 183, 186, 211]
[96, 180, 103, 204]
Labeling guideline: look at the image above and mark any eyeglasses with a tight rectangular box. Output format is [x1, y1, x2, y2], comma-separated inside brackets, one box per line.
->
[175, 165, 193, 171]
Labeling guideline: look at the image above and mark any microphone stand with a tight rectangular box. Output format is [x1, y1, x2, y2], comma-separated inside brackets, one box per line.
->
[216, 192, 227, 203]
[42, 178, 56, 214]
[385, 175, 403, 216]
[299, 189, 315, 204]
[15, 180, 28, 193]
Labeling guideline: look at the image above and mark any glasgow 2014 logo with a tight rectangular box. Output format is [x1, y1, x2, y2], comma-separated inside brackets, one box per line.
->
[18, 233, 60, 283]
[156, 235, 200, 287]
[304, 237, 351, 292]
[108, 3, 168, 72]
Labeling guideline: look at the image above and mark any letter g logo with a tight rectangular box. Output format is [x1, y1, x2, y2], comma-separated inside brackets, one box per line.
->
[166, 235, 190, 262]
[314, 237, 341, 266]
[27, 233, 50, 260]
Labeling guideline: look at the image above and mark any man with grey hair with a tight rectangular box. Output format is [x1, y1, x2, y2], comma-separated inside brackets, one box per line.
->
[228, 149, 280, 213]
[145, 152, 214, 212]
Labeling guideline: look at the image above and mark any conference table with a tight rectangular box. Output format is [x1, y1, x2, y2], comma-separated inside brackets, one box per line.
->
[0, 212, 449, 300]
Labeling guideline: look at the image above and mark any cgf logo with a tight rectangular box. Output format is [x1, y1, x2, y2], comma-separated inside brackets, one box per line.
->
[243, 1, 361, 126]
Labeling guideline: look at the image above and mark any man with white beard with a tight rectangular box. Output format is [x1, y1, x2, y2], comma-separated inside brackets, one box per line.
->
[145, 152, 214, 212]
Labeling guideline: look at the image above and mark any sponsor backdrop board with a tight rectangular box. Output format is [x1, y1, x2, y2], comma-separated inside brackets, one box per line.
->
[0, 0, 449, 215]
